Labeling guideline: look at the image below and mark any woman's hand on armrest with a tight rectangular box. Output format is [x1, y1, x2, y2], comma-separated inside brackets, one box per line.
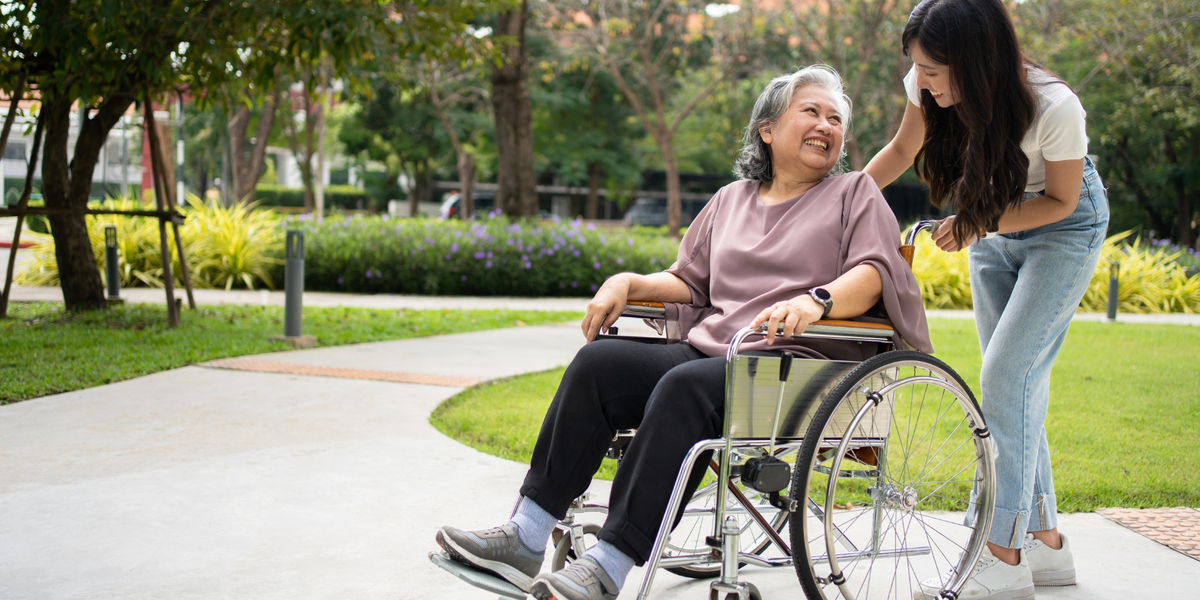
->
[750, 295, 825, 345]
[582, 272, 692, 342]
[749, 264, 883, 345]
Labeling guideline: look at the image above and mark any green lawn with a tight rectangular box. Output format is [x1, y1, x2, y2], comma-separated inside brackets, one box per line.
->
[431, 318, 1200, 511]
[0, 301, 581, 405]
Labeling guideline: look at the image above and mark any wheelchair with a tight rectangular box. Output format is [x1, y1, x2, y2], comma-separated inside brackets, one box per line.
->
[550, 221, 997, 600]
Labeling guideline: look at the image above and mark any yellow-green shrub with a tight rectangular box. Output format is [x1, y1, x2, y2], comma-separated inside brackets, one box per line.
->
[16, 196, 284, 290]
[184, 198, 285, 290]
[1079, 232, 1200, 314]
[905, 227, 1200, 313]
[910, 233, 972, 310]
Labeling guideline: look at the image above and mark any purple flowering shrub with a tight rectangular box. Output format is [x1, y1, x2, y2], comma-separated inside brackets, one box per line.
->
[1146, 237, 1200, 277]
[291, 214, 679, 296]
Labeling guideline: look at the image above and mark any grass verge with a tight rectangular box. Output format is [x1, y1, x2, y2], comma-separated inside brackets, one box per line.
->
[0, 301, 581, 405]
[430, 318, 1200, 512]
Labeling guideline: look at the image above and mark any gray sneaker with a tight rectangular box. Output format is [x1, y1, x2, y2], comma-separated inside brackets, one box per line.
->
[530, 556, 618, 600]
[435, 523, 544, 592]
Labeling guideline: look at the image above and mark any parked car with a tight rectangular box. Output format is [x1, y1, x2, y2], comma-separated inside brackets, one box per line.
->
[622, 197, 711, 226]
[439, 192, 496, 219]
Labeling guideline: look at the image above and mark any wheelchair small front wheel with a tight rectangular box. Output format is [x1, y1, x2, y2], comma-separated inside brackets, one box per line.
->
[708, 581, 762, 600]
[551, 523, 602, 571]
[790, 351, 996, 600]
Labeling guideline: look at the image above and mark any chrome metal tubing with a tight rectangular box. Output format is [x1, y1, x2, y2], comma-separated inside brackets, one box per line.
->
[655, 553, 718, 568]
[634, 438, 728, 600]
[736, 554, 795, 568]
[825, 388, 890, 599]
[905, 219, 941, 245]
[681, 503, 774, 516]
[808, 545, 933, 563]
[726, 325, 893, 356]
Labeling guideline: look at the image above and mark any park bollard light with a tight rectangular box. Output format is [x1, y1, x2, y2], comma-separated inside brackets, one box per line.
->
[270, 230, 317, 348]
[104, 225, 124, 304]
[1106, 260, 1119, 322]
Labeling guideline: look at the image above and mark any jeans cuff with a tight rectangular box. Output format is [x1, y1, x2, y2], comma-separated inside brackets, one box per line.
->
[989, 507, 1031, 549]
[1027, 493, 1059, 532]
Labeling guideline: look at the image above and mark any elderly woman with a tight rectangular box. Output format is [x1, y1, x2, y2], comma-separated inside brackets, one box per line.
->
[435, 65, 931, 600]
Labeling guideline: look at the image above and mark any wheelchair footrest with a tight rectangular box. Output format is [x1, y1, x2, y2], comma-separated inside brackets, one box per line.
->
[429, 552, 526, 599]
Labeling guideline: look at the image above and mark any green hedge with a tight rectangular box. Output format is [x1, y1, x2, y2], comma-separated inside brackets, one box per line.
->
[291, 214, 678, 296]
[254, 184, 374, 211]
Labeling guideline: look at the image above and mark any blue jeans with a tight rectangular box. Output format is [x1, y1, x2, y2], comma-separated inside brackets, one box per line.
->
[969, 157, 1109, 548]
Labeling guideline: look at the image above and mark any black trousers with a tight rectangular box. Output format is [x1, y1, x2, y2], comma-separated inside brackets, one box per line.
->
[519, 339, 726, 565]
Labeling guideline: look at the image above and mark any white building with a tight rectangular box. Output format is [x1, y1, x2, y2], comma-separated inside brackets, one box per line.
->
[1, 105, 146, 205]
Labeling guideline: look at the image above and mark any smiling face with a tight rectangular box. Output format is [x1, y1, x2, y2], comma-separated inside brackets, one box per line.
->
[759, 84, 845, 182]
[908, 42, 960, 107]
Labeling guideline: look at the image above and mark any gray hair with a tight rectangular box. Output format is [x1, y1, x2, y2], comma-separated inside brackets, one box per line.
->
[733, 65, 853, 182]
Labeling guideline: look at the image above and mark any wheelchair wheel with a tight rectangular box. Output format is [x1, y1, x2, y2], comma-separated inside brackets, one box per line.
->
[790, 351, 995, 600]
[663, 451, 793, 579]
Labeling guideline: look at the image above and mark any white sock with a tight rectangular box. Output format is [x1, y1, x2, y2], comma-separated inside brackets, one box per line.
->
[508, 496, 557, 553]
[584, 540, 635, 591]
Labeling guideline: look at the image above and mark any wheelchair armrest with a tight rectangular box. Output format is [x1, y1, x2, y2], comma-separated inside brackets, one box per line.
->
[596, 301, 675, 343]
[727, 321, 896, 358]
[603, 302, 897, 346]
[622, 301, 667, 319]
[803, 319, 895, 341]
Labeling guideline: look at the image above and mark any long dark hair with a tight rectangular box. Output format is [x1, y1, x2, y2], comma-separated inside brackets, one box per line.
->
[903, 0, 1037, 244]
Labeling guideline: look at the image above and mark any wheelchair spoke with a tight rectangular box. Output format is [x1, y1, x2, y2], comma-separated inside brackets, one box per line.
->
[913, 411, 972, 482]
[917, 461, 982, 508]
[909, 390, 961, 483]
[899, 367, 932, 484]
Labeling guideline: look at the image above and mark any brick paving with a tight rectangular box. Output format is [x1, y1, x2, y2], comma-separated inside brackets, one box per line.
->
[200, 357, 485, 388]
[1097, 507, 1200, 561]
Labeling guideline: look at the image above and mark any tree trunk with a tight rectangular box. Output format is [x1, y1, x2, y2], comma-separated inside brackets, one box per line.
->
[413, 160, 434, 215]
[1116, 137, 1169, 238]
[406, 163, 419, 218]
[226, 105, 250, 197]
[227, 88, 279, 204]
[302, 91, 316, 213]
[315, 91, 326, 218]
[660, 137, 682, 237]
[846, 138, 864, 172]
[1162, 130, 1192, 248]
[406, 160, 435, 218]
[154, 119, 175, 203]
[283, 83, 316, 213]
[458, 153, 475, 219]
[197, 167, 208, 202]
[585, 161, 601, 220]
[490, 0, 537, 217]
[42, 92, 134, 311]
[430, 88, 476, 219]
[0, 73, 25, 169]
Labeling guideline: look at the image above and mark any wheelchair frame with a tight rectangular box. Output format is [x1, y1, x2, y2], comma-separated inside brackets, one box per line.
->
[553, 221, 998, 600]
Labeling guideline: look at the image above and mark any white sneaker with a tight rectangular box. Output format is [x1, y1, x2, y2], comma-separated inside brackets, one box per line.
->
[914, 546, 1034, 600]
[1024, 533, 1076, 586]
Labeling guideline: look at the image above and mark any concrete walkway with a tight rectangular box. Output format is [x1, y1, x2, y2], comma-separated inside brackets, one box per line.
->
[2, 296, 1199, 599]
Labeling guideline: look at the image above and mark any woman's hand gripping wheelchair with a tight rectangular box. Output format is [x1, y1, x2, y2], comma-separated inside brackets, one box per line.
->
[553, 221, 997, 600]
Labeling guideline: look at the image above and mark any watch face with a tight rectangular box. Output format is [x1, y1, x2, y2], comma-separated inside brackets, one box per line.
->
[813, 288, 832, 302]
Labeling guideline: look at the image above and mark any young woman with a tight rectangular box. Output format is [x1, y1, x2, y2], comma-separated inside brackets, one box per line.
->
[864, 0, 1108, 598]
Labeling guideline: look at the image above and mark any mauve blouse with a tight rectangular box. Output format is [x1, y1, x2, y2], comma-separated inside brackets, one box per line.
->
[664, 172, 932, 359]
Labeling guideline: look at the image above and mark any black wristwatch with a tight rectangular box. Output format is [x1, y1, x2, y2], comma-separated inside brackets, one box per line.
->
[808, 287, 833, 319]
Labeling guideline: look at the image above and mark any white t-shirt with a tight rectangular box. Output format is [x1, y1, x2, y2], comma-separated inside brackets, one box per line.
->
[903, 65, 1088, 192]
